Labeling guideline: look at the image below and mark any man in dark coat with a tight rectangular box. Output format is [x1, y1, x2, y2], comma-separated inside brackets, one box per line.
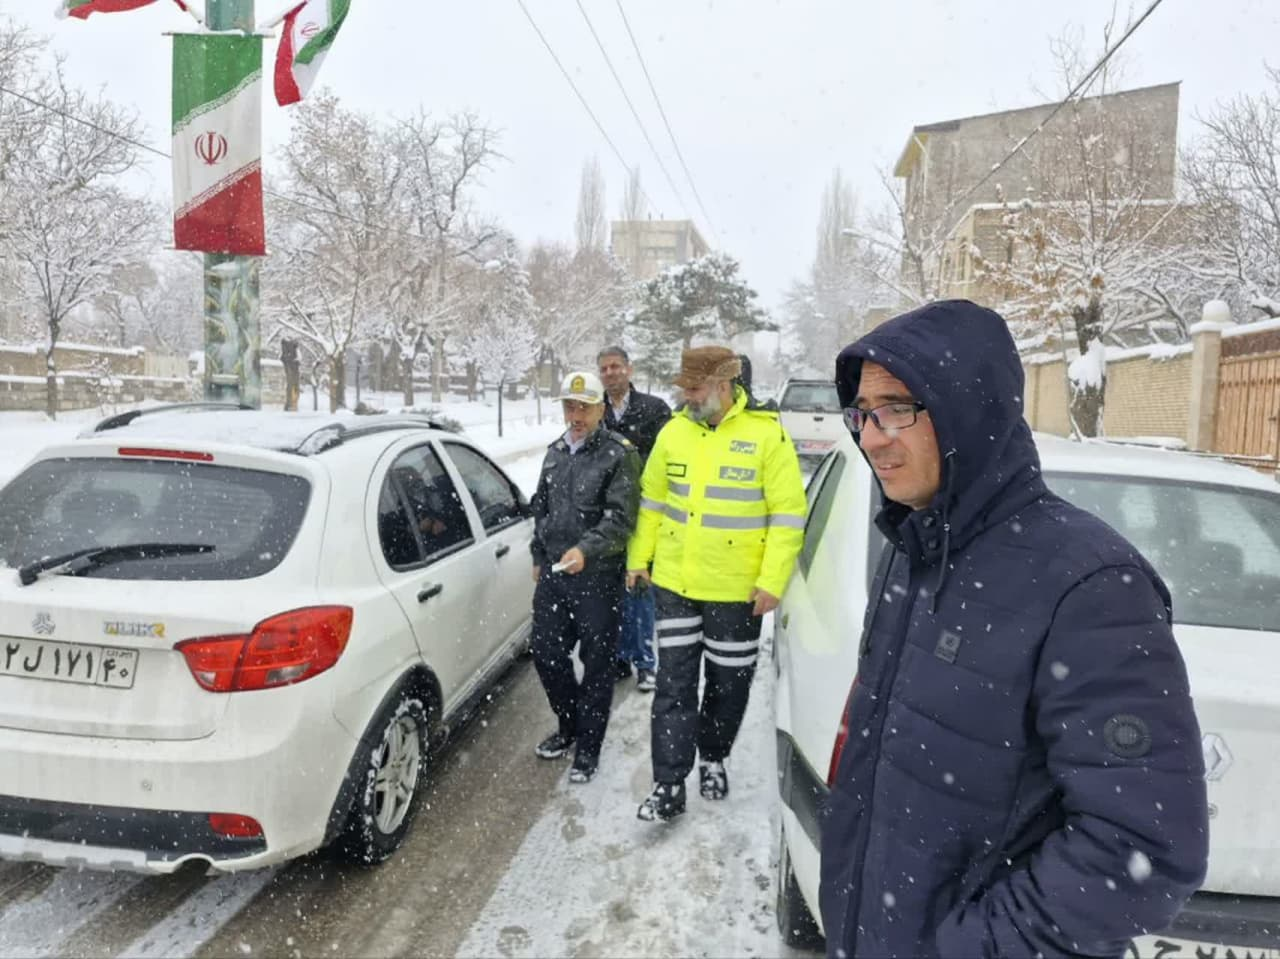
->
[819, 300, 1208, 958]
[598, 346, 671, 691]
[530, 370, 640, 783]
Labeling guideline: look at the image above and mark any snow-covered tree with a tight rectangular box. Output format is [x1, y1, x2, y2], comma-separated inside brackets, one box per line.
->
[387, 109, 502, 405]
[0, 54, 158, 417]
[89, 253, 201, 352]
[1182, 66, 1280, 321]
[526, 240, 631, 384]
[575, 156, 607, 254]
[968, 29, 1198, 437]
[464, 249, 537, 437]
[263, 93, 406, 411]
[630, 252, 772, 383]
[780, 170, 895, 371]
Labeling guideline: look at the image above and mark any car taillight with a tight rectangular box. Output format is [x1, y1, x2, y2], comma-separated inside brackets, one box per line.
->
[176, 606, 353, 693]
[827, 678, 859, 786]
[118, 446, 214, 462]
[208, 813, 263, 838]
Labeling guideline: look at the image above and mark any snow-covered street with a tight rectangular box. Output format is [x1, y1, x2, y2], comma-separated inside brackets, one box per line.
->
[0, 398, 813, 959]
[0, 632, 811, 959]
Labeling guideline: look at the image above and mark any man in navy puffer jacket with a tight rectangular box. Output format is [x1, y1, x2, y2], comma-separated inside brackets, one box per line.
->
[819, 300, 1208, 958]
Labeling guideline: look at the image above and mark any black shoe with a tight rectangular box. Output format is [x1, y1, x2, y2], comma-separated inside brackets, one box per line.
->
[637, 782, 686, 822]
[614, 660, 633, 682]
[636, 669, 656, 692]
[535, 730, 575, 759]
[569, 755, 597, 784]
[699, 761, 728, 800]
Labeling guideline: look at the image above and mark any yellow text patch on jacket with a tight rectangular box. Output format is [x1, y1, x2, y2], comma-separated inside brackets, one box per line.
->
[626, 388, 807, 602]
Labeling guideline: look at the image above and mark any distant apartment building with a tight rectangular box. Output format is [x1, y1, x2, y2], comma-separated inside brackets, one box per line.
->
[891, 82, 1181, 306]
[610, 218, 710, 281]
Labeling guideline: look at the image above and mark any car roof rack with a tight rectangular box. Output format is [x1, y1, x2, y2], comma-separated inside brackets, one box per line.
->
[90, 402, 255, 433]
[291, 415, 449, 456]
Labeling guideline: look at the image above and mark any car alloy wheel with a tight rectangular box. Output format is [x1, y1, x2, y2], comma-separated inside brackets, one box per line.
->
[372, 713, 422, 835]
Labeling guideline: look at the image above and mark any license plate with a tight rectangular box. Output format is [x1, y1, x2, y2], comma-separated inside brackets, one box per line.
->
[0, 637, 139, 689]
[797, 440, 835, 453]
[1129, 934, 1279, 958]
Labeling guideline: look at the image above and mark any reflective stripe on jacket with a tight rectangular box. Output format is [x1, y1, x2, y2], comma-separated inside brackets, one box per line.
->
[626, 386, 806, 602]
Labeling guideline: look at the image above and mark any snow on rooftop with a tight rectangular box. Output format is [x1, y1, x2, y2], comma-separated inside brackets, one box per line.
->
[85, 408, 377, 452]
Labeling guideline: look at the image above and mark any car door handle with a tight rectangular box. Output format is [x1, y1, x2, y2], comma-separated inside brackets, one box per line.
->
[780, 613, 790, 629]
[495, 544, 511, 559]
[417, 583, 444, 603]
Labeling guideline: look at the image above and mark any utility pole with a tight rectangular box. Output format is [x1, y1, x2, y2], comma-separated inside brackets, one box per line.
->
[202, 0, 261, 408]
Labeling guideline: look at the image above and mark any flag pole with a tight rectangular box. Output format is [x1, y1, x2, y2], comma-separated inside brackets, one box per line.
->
[201, 0, 262, 408]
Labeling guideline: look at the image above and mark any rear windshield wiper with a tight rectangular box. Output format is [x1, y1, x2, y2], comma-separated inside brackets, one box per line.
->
[16, 543, 215, 586]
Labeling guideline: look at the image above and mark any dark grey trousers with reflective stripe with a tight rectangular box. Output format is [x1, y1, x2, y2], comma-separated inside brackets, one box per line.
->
[650, 586, 762, 784]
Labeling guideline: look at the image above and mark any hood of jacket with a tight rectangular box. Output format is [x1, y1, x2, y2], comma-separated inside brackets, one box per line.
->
[835, 300, 1046, 570]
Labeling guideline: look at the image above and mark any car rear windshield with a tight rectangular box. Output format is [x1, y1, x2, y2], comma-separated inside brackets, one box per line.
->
[1046, 472, 1280, 632]
[780, 382, 841, 413]
[0, 457, 312, 581]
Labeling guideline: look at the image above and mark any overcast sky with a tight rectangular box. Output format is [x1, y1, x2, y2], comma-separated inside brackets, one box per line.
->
[5, 0, 1280, 310]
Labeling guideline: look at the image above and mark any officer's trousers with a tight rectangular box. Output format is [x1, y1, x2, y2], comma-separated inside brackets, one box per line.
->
[531, 568, 623, 762]
[650, 585, 762, 784]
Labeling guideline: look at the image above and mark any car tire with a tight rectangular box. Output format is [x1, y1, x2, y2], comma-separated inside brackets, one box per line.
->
[334, 689, 430, 866]
[776, 819, 824, 949]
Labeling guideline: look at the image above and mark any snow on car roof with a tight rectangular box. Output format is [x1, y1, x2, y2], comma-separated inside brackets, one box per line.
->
[1035, 433, 1278, 493]
[76, 407, 442, 455]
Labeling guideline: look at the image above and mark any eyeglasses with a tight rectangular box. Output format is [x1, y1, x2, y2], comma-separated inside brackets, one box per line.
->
[842, 401, 927, 435]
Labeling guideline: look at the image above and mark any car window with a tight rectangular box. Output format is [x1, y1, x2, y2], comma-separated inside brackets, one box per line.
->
[381, 444, 474, 565]
[443, 442, 527, 533]
[1046, 473, 1280, 632]
[377, 479, 422, 568]
[799, 452, 845, 576]
[0, 457, 310, 581]
[781, 382, 841, 413]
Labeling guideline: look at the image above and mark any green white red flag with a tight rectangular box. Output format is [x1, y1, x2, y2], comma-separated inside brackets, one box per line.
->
[58, 0, 196, 20]
[171, 34, 265, 255]
[272, 0, 350, 106]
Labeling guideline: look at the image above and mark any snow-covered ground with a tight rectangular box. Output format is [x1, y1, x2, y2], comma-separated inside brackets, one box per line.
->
[457, 634, 801, 959]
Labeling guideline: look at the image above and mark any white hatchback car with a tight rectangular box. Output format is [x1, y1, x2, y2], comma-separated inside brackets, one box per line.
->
[774, 431, 1280, 956]
[0, 405, 534, 873]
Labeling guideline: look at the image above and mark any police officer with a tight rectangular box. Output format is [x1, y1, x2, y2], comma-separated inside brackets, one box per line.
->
[597, 345, 671, 692]
[627, 346, 807, 820]
[530, 371, 640, 783]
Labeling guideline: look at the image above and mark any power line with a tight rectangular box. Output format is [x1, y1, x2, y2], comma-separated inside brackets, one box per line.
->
[573, 0, 691, 223]
[944, 0, 1168, 218]
[511, 0, 659, 216]
[0, 82, 435, 244]
[613, 0, 720, 246]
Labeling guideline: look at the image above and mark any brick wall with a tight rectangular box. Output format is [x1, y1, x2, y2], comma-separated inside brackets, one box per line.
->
[1023, 348, 1193, 441]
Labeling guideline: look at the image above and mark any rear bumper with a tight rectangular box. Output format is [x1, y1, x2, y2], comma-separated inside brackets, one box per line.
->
[0, 681, 357, 873]
[776, 728, 828, 850]
[0, 795, 265, 872]
[1166, 892, 1280, 950]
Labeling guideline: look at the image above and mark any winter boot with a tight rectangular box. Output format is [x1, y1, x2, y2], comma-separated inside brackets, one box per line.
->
[534, 730, 575, 759]
[699, 761, 729, 800]
[636, 669, 657, 692]
[637, 782, 686, 822]
[569, 754, 598, 784]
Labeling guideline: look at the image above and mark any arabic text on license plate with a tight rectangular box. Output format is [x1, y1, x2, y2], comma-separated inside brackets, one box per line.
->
[1129, 933, 1279, 959]
[0, 637, 139, 689]
[799, 440, 834, 453]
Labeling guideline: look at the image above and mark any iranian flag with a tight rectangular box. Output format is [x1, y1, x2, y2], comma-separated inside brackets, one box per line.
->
[273, 0, 350, 107]
[58, 0, 192, 19]
[172, 34, 265, 255]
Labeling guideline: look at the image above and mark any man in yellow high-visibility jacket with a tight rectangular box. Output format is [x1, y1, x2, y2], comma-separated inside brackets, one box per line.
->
[628, 345, 807, 822]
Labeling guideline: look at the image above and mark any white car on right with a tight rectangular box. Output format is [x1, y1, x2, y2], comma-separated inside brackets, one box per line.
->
[774, 431, 1280, 957]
